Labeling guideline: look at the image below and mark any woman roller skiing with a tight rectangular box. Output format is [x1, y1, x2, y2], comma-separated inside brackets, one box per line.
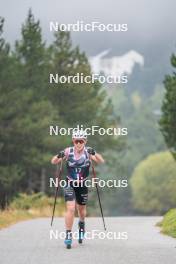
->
[51, 130, 104, 249]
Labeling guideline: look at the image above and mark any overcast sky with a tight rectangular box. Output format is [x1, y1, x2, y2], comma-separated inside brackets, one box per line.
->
[1, 0, 176, 56]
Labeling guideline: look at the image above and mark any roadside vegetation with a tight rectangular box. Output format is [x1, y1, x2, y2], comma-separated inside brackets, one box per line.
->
[158, 209, 176, 238]
[0, 193, 65, 229]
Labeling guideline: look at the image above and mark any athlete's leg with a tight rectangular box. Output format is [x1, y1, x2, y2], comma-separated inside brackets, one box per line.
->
[65, 201, 76, 230]
[77, 204, 86, 221]
[77, 204, 86, 243]
[64, 183, 76, 248]
[74, 185, 88, 243]
[64, 194, 75, 248]
[75, 184, 88, 220]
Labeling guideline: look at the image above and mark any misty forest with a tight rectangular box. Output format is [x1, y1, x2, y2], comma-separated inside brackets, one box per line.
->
[0, 10, 176, 216]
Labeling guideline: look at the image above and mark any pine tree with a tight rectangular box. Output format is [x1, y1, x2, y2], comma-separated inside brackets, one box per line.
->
[159, 53, 176, 159]
[0, 18, 25, 208]
[13, 10, 64, 192]
[0, 12, 62, 202]
[15, 9, 47, 97]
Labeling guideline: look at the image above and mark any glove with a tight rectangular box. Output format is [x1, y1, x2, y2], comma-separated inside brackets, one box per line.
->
[57, 150, 65, 158]
[87, 147, 96, 155]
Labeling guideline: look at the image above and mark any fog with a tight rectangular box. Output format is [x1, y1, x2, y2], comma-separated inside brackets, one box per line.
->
[1, 0, 176, 55]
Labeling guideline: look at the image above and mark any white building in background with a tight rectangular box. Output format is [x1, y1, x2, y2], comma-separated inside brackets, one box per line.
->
[89, 50, 144, 77]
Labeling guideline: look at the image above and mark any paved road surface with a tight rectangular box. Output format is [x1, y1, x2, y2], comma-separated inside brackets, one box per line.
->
[0, 217, 176, 264]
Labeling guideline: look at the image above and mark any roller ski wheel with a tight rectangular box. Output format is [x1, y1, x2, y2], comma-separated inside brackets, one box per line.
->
[66, 243, 71, 249]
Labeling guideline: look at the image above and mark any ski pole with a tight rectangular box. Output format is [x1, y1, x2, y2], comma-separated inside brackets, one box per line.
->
[51, 159, 63, 226]
[91, 161, 106, 231]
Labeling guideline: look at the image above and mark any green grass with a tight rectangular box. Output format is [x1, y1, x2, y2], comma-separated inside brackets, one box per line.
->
[0, 193, 65, 229]
[158, 209, 176, 238]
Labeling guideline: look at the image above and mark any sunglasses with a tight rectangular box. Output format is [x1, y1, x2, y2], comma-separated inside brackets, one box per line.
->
[74, 140, 85, 144]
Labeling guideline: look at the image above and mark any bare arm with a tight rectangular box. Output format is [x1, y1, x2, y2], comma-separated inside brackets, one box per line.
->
[51, 150, 66, 164]
[90, 152, 105, 164]
[51, 155, 64, 164]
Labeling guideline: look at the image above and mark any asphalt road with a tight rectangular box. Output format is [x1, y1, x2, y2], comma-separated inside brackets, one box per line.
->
[0, 217, 176, 264]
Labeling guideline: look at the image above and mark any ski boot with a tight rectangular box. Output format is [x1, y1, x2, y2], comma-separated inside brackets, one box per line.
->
[78, 221, 85, 244]
[64, 230, 72, 249]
